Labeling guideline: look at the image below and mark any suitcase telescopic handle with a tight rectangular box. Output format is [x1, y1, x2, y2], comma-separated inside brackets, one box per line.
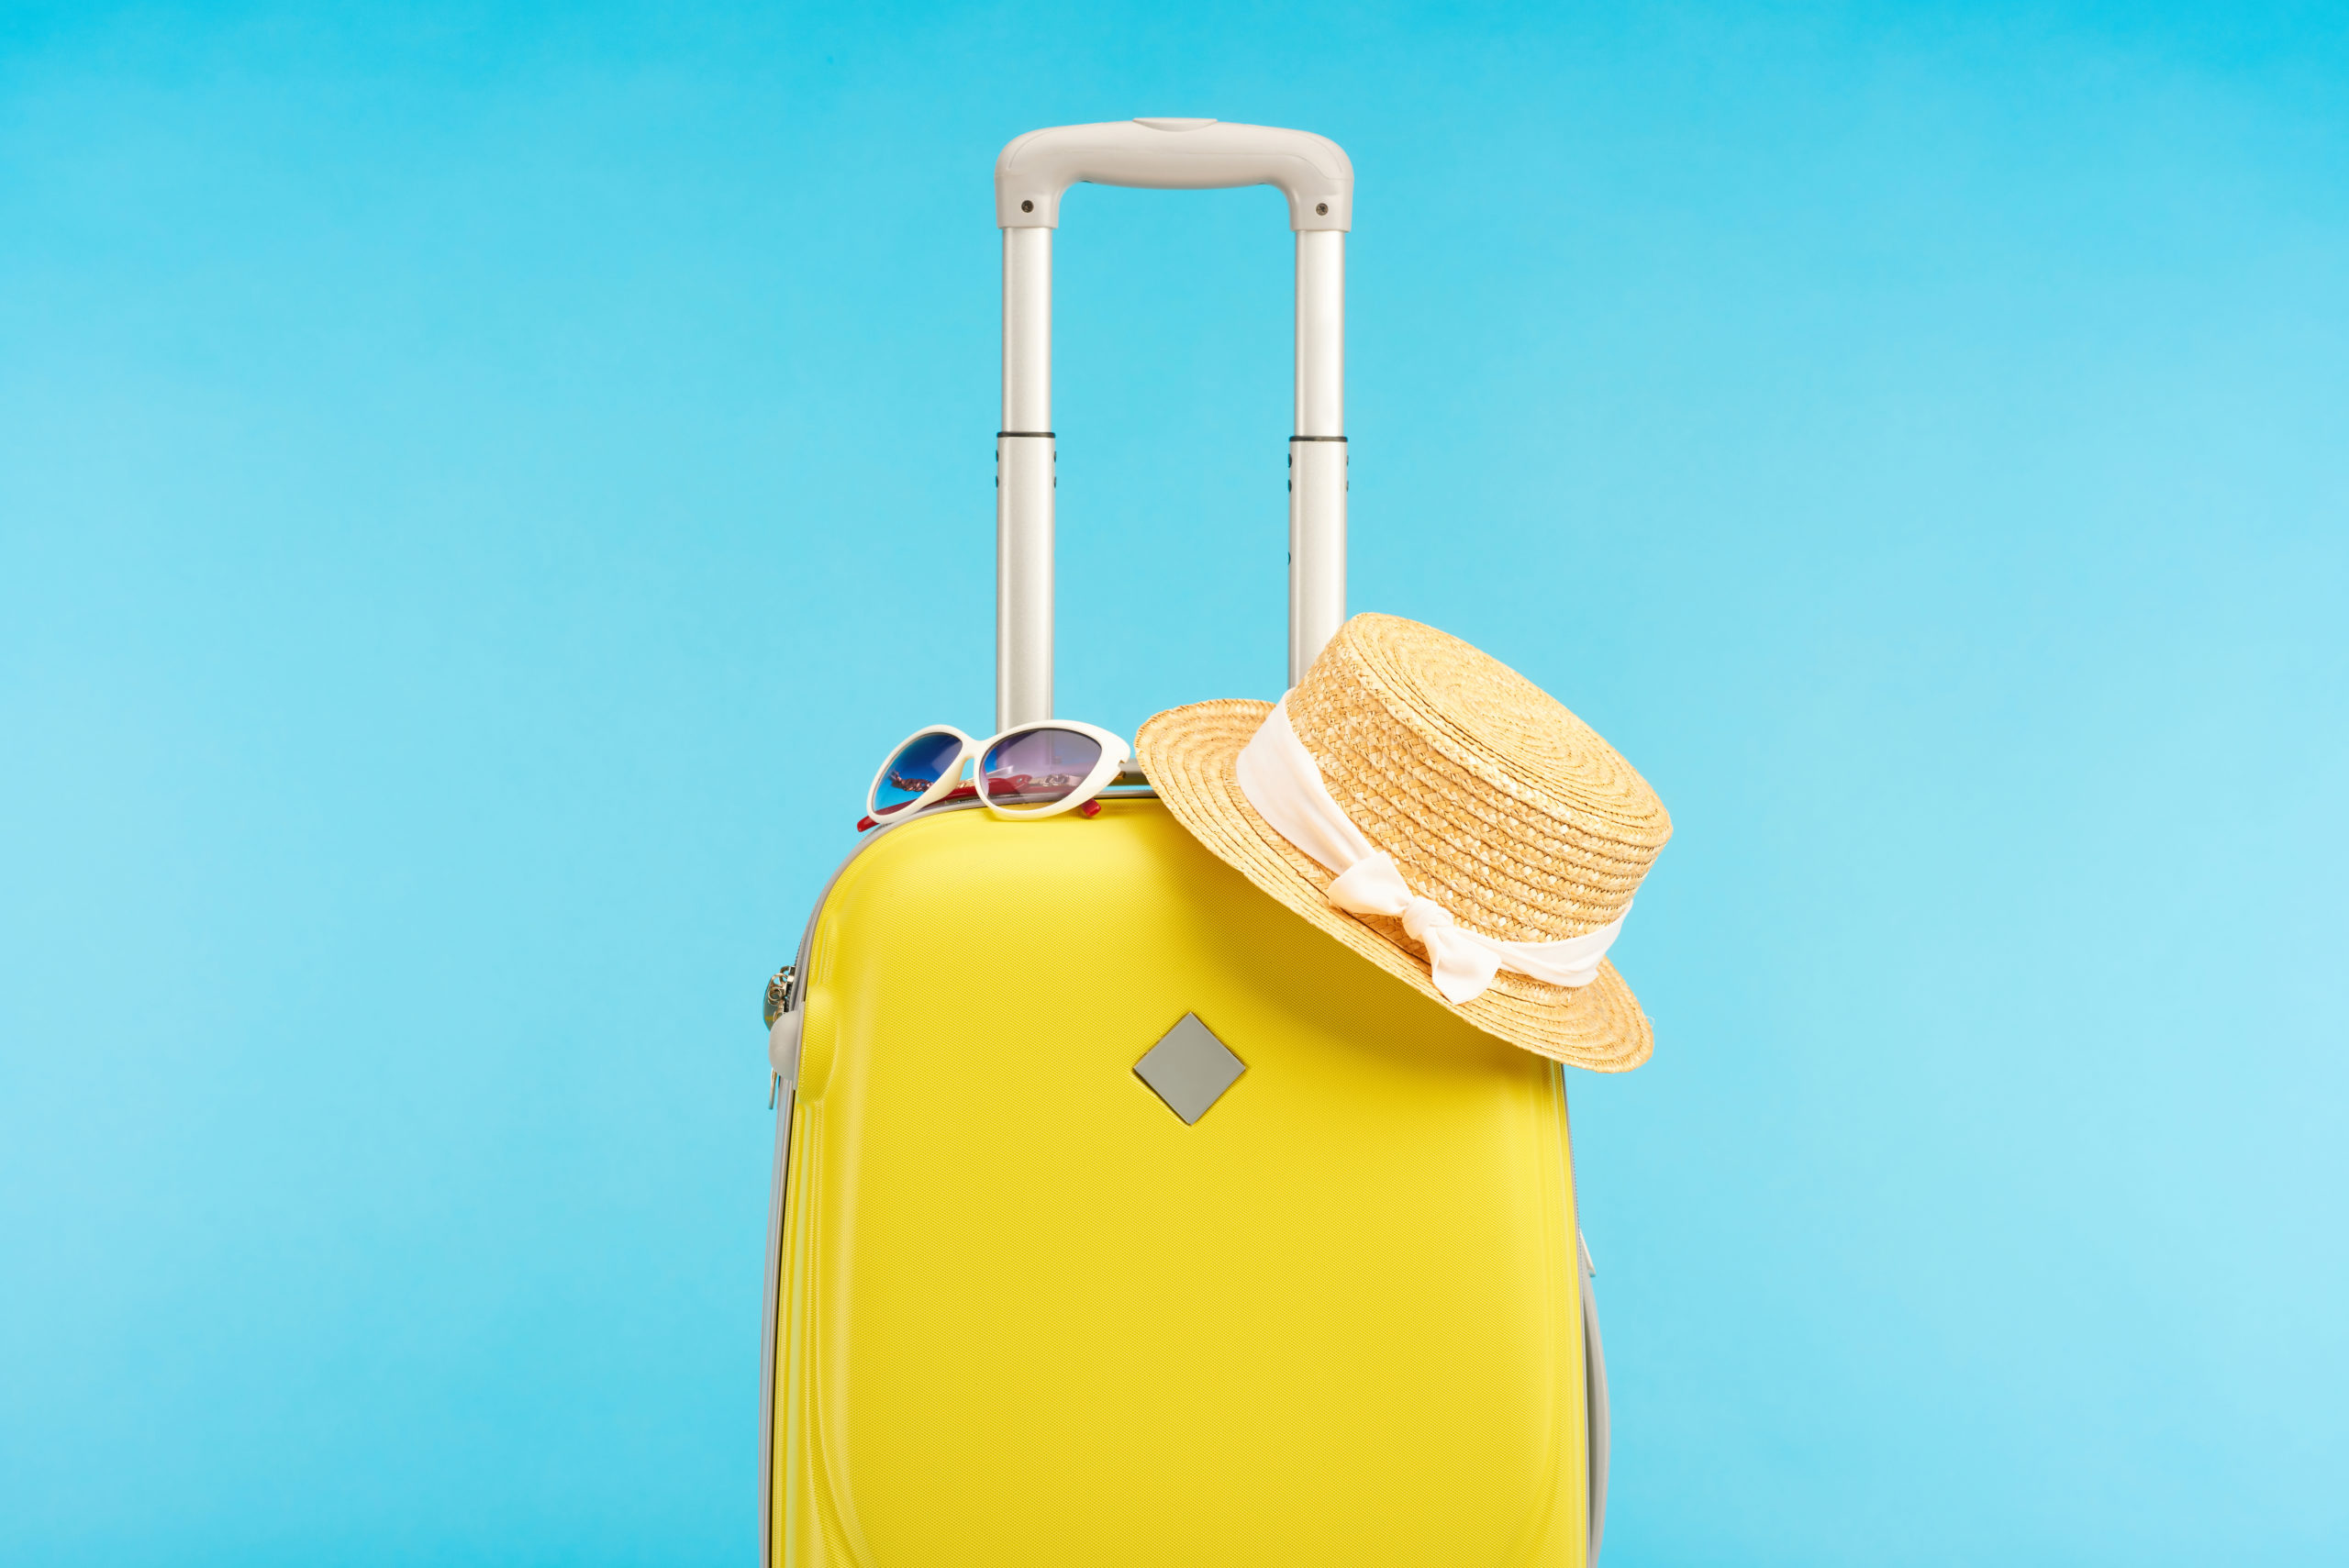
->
[992, 119, 1353, 728]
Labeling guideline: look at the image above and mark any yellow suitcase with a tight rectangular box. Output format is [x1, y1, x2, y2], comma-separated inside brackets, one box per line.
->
[757, 119, 1609, 1564]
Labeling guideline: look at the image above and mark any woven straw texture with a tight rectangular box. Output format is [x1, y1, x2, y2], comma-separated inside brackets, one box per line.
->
[1137, 613, 1671, 1071]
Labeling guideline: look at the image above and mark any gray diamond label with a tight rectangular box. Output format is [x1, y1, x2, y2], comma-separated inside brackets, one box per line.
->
[1133, 1013, 1246, 1125]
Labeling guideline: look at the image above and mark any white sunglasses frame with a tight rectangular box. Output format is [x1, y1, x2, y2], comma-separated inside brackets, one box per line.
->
[863, 719, 1133, 825]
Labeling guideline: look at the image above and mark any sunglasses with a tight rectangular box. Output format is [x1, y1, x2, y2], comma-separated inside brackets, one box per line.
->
[860, 720, 1133, 830]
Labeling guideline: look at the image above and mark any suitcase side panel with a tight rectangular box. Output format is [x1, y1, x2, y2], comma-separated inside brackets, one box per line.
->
[772, 800, 1586, 1566]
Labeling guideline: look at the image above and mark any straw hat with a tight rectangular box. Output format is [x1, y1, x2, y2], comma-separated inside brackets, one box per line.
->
[1137, 613, 1671, 1070]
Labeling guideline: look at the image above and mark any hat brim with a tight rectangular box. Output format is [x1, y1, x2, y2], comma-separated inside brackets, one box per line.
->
[1138, 698, 1654, 1073]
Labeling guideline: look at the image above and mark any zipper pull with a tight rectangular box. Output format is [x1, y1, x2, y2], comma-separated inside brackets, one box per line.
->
[764, 964, 801, 1103]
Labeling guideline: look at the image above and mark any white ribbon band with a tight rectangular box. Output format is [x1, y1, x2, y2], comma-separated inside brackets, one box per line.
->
[1233, 696, 1628, 1006]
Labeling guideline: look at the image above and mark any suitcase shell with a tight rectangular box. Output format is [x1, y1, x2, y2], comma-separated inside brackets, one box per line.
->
[766, 799, 1591, 1564]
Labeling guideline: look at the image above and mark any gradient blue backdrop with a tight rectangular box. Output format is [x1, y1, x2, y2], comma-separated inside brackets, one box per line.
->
[5, 4, 2344, 1564]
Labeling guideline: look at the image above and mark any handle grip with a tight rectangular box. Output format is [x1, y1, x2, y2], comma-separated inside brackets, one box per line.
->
[996, 118, 1353, 232]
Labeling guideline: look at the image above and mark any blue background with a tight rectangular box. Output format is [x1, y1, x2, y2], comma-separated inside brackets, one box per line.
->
[5, 4, 2344, 1563]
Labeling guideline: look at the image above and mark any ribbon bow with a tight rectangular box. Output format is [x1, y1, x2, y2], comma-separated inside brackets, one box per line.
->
[1235, 698, 1628, 1006]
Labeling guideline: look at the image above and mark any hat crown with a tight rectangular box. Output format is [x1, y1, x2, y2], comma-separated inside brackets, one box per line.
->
[1285, 614, 1670, 944]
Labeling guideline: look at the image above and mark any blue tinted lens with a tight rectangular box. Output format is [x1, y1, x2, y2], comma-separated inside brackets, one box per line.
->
[979, 727, 1103, 808]
[874, 730, 963, 814]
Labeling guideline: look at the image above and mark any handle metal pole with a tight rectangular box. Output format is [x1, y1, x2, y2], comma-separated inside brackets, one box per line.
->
[997, 228, 1054, 729]
[1289, 228, 1346, 684]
